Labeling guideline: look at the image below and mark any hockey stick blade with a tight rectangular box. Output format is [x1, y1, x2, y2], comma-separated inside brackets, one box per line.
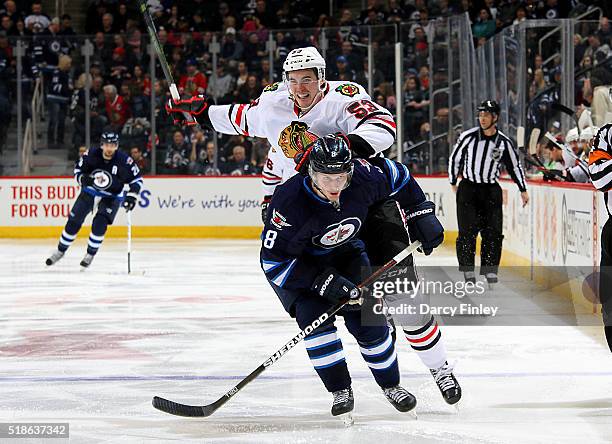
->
[516, 126, 525, 149]
[152, 241, 422, 418]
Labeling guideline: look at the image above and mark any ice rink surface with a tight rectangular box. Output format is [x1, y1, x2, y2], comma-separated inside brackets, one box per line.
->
[1, 239, 612, 444]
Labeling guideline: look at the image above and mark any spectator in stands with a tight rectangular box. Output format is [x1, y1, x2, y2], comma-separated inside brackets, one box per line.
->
[1, 15, 13, 34]
[355, 58, 384, 93]
[59, 13, 75, 36]
[243, 32, 266, 71]
[130, 146, 150, 174]
[584, 34, 610, 63]
[190, 130, 219, 175]
[109, 46, 130, 88]
[164, 129, 190, 174]
[179, 58, 207, 96]
[472, 7, 496, 40]
[250, 138, 269, 173]
[512, 6, 527, 25]
[253, 0, 277, 29]
[223, 145, 257, 176]
[24, 1, 49, 32]
[259, 58, 279, 85]
[2, 1, 22, 26]
[234, 60, 249, 90]
[404, 74, 429, 141]
[237, 74, 261, 103]
[221, 27, 243, 63]
[332, 55, 356, 81]
[584, 51, 612, 126]
[92, 32, 112, 69]
[103, 84, 130, 132]
[47, 54, 72, 149]
[101, 12, 116, 34]
[207, 62, 235, 104]
[596, 16, 611, 45]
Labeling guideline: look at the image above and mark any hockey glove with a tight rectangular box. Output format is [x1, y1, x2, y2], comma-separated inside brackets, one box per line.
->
[312, 267, 363, 308]
[542, 169, 563, 182]
[165, 95, 213, 128]
[404, 200, 444, 255]
[79, 174, 95, 188]
[261, 195, 272, 223]
[122, 192, 138, 212]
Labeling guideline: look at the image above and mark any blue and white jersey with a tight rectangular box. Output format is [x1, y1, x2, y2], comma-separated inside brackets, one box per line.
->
[260, 157, 426, 308]
[74, 147, 143, 198]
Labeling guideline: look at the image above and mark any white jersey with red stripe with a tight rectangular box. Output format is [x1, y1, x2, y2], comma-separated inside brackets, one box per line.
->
[207, 80, 397, 196]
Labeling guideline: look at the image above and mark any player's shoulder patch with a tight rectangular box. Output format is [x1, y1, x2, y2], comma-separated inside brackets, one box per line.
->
[335, 83, 359, 97]
[126, 156, 134, 165]
[263, 82, 280, 92]
[270, 208, 292, 230]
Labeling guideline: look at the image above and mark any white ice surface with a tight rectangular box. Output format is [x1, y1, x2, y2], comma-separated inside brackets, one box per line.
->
[1, 239, 612, 444]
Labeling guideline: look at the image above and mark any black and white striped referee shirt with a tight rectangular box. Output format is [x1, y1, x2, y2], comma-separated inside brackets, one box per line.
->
[588, 123, 612, 215]
[448, 127, 527, 192]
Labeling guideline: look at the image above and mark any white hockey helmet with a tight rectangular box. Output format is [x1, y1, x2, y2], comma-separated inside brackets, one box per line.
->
[283, 46, 326, 83]
[565, 127, 579, 143]
[580, 126, 596, 141]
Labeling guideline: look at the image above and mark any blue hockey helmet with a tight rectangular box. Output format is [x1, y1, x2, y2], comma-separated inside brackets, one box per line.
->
[101, 131, 120, 146]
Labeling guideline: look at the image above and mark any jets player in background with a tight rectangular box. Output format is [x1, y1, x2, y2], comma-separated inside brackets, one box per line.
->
[260, 134, 445, 418]
[166, 46, 461, 406]
[45, 132, 143, 268]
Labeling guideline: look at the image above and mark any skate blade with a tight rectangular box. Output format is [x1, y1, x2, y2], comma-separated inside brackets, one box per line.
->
[338, 412, 354, 427]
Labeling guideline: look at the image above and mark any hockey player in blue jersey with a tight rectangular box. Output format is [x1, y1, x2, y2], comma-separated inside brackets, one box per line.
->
[45, 132, 143, 268]
[260, 134, 448, 418]
[168, 47, 461, 407]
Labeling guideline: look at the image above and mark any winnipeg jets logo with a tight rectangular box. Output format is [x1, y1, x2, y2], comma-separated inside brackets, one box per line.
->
[270, 209, 291, 230]
[313, 217, 361, 249]
[90, 169, 113, 190]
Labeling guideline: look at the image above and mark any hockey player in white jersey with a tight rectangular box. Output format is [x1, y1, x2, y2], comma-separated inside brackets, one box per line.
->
[166, 46, 461, 405]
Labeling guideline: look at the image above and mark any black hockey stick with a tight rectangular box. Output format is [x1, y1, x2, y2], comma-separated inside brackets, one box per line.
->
[137, 0, 199, 128]
[551, 102, 580, 136]
[152, 240, 422, 417]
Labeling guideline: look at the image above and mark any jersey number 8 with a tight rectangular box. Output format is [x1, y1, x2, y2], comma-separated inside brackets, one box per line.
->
[263, 230, 277, 249]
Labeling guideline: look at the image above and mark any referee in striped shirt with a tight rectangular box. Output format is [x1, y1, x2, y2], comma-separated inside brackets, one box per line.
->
[588, 121, 612, 352]
[448, 100, 529, 284]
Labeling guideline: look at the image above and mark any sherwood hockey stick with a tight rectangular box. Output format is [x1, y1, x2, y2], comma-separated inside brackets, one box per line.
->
[137, 0, 198, 128]
[152, 240, 422, 417]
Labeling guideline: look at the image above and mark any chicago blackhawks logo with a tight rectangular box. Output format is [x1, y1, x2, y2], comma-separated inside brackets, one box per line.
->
[313, 217, 362, 249]
[335, 83, 359, 97]
[278, 121, 319, 159]
[263, 82, 280, 92]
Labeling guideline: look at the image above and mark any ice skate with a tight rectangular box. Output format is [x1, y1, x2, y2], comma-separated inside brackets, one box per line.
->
[80, 253, 95, 268]
[485, 272, 498, 289]
[430, 361, 462, 405]
[382, 385, 417, 413]
[331, 387, 354, 426]
[45, 250, 64, 266]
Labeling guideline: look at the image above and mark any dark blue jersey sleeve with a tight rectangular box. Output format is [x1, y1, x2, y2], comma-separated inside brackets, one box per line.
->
[353, 157, 426, 209]
[259, 185, 319, 292]
[119, 152, 144, 195]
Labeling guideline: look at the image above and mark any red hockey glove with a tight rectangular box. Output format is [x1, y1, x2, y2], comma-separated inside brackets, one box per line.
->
[165, 95, 212, 128]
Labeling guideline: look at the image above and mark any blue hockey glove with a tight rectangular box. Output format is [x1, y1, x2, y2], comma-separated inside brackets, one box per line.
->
[312, 268, 363, 307]
[404, 200, 444, 255]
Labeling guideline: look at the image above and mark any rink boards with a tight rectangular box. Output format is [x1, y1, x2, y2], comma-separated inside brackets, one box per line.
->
[0, 176, 603, 267]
